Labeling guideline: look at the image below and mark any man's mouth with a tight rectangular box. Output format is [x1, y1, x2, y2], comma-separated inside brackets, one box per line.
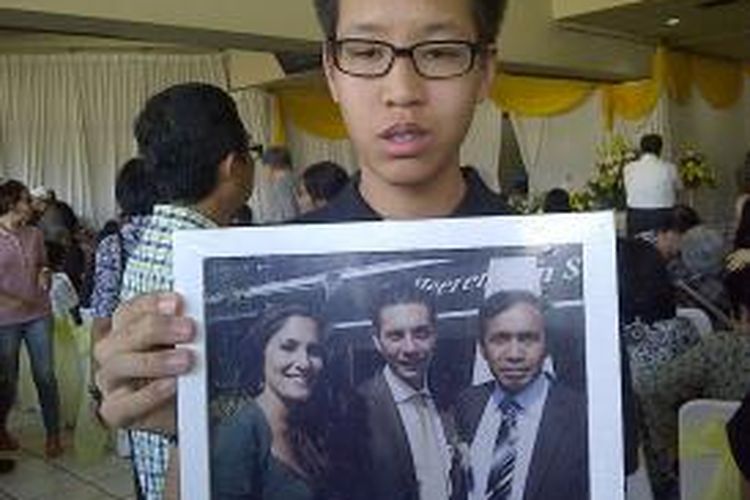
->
[378, 123, 431, 158]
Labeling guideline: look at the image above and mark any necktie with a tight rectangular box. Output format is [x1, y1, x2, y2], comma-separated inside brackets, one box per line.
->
[414, 393, 449, 500]
[485, 398, 520, 500]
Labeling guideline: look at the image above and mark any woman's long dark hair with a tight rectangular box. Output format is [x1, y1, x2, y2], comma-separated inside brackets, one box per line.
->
[735, 197, 750, 249]
[243, 303, 330, 488]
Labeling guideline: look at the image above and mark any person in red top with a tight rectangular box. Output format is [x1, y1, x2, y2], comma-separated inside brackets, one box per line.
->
[0, 179, 62, 458]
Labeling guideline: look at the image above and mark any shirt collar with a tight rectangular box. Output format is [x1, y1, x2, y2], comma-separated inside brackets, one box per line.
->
[491, 359, 554, 412]
[299, 167, 510, 222]
[383, 365, 431, 404]
[151, 204, 218, 229]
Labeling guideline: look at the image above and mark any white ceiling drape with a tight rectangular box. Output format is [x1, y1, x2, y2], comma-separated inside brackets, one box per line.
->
[0, 52, 226, 226]
[510, 94, 603, 194]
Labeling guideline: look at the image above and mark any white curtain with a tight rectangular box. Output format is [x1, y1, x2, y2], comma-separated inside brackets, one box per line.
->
[611, 94, 671, 153]
[286, 124, 358, 174]
[461, 100, 503, 192]
[232, 86, 276, 217]
[510, 93, 603, 194]
[0, 52, 226, 226]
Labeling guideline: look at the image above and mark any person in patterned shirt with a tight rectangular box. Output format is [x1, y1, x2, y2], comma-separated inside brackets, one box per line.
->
[90, 158, 157, 347]
[101, 82, 254, 500]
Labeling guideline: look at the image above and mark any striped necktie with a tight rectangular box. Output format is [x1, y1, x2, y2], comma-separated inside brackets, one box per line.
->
[485, 398, 520, 500]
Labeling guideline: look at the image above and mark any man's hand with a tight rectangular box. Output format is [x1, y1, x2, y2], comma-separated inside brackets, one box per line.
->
[93, 292, 195, 434]
[727, 249, 750, 273]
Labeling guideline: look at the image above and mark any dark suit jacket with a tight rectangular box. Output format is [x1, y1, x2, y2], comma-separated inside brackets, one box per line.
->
[333, 371, 465, 500]
[455, 380, 589, 500]
[350, 372, 421, 500]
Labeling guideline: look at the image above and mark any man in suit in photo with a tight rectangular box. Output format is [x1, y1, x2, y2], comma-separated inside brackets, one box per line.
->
[346, 283, 456, 500]
[455, 290, 588, 500]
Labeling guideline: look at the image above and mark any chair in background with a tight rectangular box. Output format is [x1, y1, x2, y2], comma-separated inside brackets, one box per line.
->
[676, 307, 713, 337]
[626, 447, 655, 500]
[679, 399, 742, 500]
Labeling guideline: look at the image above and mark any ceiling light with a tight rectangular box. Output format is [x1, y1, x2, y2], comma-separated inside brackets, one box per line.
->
[665, 17, 681, 27]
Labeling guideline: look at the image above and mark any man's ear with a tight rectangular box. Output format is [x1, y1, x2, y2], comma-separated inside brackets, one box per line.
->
[218, 152, 236, 182]
[478, 338, 489, 361]
[322, 43, 340, 103]
[372, 331, 384, 355]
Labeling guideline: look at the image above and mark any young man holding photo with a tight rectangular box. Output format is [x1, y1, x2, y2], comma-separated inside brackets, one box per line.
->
[95, 1, 636, 497]
[95, 0, 509, 443]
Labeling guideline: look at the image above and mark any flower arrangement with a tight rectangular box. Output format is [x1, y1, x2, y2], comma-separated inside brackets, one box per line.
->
[569, 135, 637, 211]
[678, 145, 716, 190]
[508, 192, 542, 214]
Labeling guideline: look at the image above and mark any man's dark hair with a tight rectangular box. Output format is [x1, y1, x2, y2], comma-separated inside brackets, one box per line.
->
[0, 179, 27, 216]
[302, 161, 349, 203]
[653, 208, 682, 234]
[673, 204, 701, 234]
[478, 290, 544, 344]
[115, 158, 158, 217]
[640, 134, 663, 156]
[543, 188, 571, 213]
[134, 82, 248, 204]
[370, 282, 437, 334]
[313, 0, 508, 44]
[262, 146, 293, 169]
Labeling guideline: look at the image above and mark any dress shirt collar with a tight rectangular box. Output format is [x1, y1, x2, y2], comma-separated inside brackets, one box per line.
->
[383, 365, 432, 404]
[491, 365, 553, 412]
[151, 204, 219, 229]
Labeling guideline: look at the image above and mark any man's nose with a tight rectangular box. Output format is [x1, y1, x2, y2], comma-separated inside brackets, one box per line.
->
[381, 54, 426, 108]
[506, 339, 525, 360]
[402, 333, 420, 354]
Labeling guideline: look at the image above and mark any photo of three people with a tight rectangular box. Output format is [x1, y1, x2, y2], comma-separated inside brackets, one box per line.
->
[198, 242, 589, 500]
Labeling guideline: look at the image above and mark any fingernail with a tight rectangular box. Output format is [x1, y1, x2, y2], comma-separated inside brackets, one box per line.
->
[174, 319, 194, 341]
[158, 294, 178, 315]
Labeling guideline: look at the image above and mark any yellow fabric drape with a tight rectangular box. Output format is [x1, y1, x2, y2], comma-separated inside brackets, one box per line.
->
[603, 47, 666, 127]
[664, 50, 693, 105]
[603, 79, 661, 128]
[691, 55, 744, 109]
[274, 86, 348, 141]
[680, 421, 742, 500]
[270, 96, 287, 146]
[489, 73, 594, 117]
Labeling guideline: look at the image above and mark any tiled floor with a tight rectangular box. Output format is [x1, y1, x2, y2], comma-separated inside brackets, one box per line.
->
[0, 409, 135, 500]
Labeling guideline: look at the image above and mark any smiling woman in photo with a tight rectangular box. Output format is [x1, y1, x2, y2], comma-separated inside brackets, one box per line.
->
[211, 304, 329, 500]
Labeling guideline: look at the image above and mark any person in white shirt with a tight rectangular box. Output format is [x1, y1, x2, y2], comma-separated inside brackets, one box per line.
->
[455, 290, 588, 500]
[346, 283, 455, 500]
[624, 134, 682, 236]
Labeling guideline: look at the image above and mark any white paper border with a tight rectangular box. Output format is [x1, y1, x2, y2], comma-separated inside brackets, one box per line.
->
[175, 212, 623, 500]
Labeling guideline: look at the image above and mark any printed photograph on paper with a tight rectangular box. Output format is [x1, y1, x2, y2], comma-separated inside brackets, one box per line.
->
[174, 214, 622, 500]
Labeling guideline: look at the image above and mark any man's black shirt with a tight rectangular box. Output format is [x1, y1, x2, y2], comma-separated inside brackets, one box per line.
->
[297, 167, 512, 222]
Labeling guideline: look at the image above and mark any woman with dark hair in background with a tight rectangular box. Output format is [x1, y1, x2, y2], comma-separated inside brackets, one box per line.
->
[211, 304, 329, 500]
[297, 162, 350, 213]
[0, 179, 62, 458]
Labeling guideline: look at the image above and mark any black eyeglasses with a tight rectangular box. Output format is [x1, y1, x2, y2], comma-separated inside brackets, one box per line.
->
[329, 38, 488, 79]
[249, 143, 264, 161]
